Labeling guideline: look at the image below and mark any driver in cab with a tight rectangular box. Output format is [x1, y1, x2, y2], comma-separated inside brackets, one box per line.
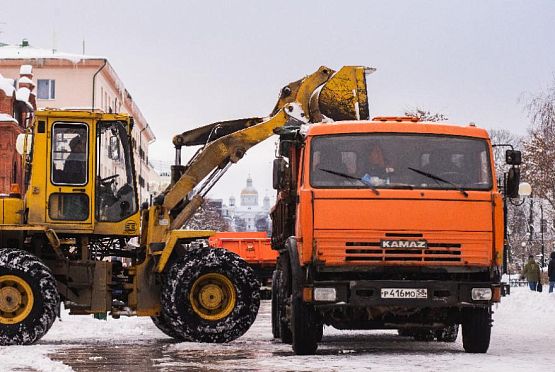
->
[361, 144, 393, 186]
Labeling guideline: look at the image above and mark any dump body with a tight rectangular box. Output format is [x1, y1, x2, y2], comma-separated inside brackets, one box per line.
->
[208, 232, 276, 267]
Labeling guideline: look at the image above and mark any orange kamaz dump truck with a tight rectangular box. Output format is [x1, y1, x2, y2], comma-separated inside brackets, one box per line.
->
[270, 116, 526, 355]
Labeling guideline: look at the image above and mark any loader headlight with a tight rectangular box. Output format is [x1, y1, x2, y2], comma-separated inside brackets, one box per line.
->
[471, 288, 492, 301]
[313, 287, 337, 302]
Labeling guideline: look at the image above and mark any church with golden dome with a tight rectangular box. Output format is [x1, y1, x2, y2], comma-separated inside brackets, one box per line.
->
[222, 176, 272, 232]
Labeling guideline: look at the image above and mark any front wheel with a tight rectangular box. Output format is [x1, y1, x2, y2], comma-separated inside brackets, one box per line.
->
[161, 247, 260, 343]
[0, 249, 59, 346]
[462, 307, 491, 353]
[291, 296, 322, 355]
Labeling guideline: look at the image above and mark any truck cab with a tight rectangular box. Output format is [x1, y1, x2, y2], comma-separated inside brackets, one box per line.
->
[272, 117, 522, 355]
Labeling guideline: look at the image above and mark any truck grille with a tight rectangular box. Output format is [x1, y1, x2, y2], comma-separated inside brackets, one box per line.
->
[345, 241, 462, 262]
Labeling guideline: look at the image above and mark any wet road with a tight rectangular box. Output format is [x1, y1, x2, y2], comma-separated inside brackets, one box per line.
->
[41, 301, 463, 371]
[3, 289, 553, 371]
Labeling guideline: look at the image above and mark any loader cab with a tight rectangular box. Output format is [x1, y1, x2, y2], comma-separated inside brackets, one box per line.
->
[26, 111, 140, 236]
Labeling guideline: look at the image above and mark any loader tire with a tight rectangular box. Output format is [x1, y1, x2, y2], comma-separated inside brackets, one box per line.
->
[462, 307, 491, 353]
[161, 247, 260, 343]
[0, 249, 59, 346]
[151, 315, 186, 340]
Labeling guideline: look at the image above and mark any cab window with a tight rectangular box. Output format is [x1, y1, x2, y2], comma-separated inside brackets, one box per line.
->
[51, 123, 88, 185]
[96, 121, 138, 222]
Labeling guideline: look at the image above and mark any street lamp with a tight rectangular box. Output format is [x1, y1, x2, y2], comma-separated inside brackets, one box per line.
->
[540, 203, 545, 268]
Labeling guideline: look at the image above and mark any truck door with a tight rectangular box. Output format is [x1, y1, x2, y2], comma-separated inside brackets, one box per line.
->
[45, 120, 94, 227]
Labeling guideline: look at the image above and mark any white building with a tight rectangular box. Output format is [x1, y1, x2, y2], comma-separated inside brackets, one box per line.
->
[222, 176, 272, 232]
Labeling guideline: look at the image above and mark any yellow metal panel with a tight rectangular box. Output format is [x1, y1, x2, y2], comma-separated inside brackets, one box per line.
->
[0, 198, 24, 224]
[155, 230, 215, 273]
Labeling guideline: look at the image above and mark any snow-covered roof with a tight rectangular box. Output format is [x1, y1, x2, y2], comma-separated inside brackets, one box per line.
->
[18, 76, 34, 86]
[0, 78, 15, 97]
[0, 113, 17, 123]
[0, 44, 105, 64]
[15, 87, 33, 109]
[19, 64, 32, 75]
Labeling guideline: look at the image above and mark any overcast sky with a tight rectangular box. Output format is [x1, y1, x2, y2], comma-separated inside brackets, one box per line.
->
[1, 0, 554, 201]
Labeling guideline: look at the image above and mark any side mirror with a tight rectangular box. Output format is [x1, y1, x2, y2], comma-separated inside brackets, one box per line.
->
[506, 167, 520, 198]
[272, 158, 288, 190]
[505, 149, 521, 166]
[108, 136, 120, 160]
[15, 133, 32, 155]
[518, 182, 532, 197]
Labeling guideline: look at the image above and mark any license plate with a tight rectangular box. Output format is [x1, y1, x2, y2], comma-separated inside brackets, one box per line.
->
[381, 288, 427, 299]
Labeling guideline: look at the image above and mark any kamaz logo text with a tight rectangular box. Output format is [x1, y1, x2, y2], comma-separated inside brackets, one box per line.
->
[381, 240, 428, 249]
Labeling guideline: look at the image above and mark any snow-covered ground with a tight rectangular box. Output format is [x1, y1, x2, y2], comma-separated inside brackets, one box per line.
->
[1, 287, 554, 371]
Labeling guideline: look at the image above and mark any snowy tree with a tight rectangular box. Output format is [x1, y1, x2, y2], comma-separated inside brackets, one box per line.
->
[404, 108, 448, 122]
[521, 80, 555, 208]
[184, 199, 230, 231]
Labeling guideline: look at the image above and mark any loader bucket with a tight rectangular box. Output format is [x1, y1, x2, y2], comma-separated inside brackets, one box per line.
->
[309, 66, 375, 122]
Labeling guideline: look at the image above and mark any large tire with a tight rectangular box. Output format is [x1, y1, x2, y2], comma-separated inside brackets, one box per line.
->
[435, 324, 459, 342]
[151, 315, 186, 340]
[271, 269, 280, 339]
[291, 295, 321, 355]
[0, 248, 59, 346]
[462, 307, 491, 353]
[161, 247, 260, 343]
[275, 255, 292, 344]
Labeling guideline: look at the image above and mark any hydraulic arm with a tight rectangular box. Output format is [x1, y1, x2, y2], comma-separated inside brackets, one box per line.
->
[156, 66, 374, 232]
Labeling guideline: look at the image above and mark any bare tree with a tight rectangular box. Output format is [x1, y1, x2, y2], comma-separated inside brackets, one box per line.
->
[521, 79, 555, 209]
[404, 108, 448, 122]
[488, 128, 523, 182]
[185, 199, 230, 231]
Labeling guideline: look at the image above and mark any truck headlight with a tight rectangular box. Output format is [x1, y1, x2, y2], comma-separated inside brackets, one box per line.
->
[313, 287, 337, 302]
[471, 288, 492, 301]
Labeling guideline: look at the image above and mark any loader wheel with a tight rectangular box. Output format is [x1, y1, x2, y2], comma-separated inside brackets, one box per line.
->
[161, 247, 260, 343]
[0, 249, 59, 346]
[435, 324, 459, 342]
[151, 315, 186, 341]
[462, 307, 491, 353]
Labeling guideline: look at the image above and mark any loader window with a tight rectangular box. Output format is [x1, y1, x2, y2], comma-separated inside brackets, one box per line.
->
[48, 193, 89, 221]
[51, 123, 88, 185]
[96, 121, 138, 222]
[310, 134, 492, 190]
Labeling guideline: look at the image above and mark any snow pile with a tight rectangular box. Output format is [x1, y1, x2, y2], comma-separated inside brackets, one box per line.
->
[0, 346, 72, 372]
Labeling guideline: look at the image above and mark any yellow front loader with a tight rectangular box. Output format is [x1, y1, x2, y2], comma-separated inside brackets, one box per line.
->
[0, 66, 372, 345]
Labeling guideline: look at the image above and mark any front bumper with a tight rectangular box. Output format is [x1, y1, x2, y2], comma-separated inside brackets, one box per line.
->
[308, 280, 502, 308]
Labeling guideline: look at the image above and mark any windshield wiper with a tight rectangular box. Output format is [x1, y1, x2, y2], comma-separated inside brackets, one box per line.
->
[407, 167, 468, 197]
[319, 168, 380, 195]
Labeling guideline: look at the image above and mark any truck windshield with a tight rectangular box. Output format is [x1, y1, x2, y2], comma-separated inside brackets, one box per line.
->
[310, 134, 492, 191]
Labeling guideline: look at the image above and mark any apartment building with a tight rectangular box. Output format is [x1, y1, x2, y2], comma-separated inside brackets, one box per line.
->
[0, 40, 156, 203]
